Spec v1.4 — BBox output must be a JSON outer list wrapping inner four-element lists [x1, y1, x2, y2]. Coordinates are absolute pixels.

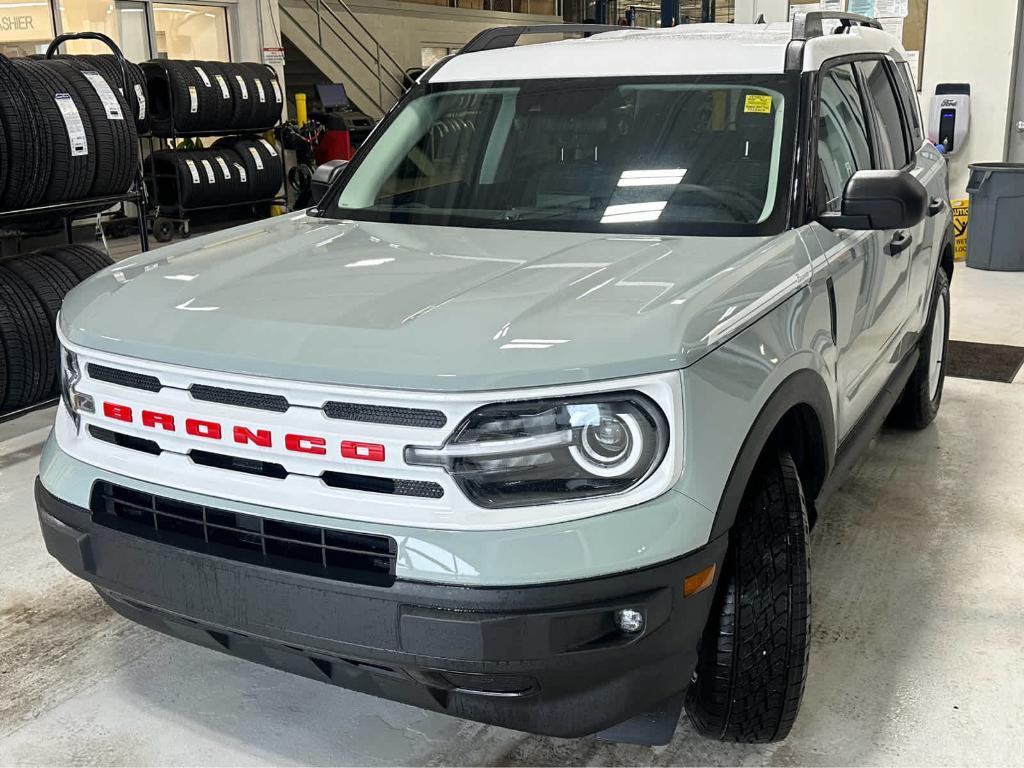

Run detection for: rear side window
[[857, 59, 911, 169], [815, 63, 872, 212]]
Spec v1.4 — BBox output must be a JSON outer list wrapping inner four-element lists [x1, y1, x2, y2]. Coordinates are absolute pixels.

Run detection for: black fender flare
[[940, 223, 956, 282], [709, 368, 836, 541]]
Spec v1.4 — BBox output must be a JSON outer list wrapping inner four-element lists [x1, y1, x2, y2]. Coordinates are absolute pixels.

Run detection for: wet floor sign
[[952, 199, 969, 262]]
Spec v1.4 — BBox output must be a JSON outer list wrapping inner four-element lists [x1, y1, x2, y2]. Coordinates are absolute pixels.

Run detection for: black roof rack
[[792, 10, 882, 40], [461, 24, 626, 54]]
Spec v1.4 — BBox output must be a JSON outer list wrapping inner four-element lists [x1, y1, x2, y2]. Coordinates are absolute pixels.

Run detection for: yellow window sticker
[[744, 94, 773, 114]]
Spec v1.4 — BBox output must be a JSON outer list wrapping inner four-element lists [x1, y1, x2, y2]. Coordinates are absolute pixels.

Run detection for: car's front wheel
[[685, 448, 810, 743]]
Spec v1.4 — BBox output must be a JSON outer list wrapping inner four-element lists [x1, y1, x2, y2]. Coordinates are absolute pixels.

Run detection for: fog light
[[614, 608, 645, 634]]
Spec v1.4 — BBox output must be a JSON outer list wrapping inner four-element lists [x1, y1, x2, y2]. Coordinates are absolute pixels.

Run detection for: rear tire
[[685, 449, 810, 743], [889, 268, 950, 430]]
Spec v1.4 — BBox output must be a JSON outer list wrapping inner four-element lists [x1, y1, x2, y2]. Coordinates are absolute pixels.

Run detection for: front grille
[[190, 449, 288, 479], [88, 429, 445, 499], [89, 426, 161, 455], [90, 482, 397, 587], [324, 401, 447, 429], [322, 471, 445, 499], [88, 364, 162, 392], [190, 384, 289, 413]]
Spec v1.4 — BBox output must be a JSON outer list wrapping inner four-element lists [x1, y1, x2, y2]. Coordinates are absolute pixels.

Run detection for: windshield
[[327, 76, 795, 236]]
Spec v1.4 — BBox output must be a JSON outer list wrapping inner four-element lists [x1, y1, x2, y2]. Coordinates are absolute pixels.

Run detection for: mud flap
[[594, 690, 686, 746]]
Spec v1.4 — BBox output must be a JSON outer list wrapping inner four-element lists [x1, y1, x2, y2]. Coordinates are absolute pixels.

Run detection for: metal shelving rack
[[141, 65, 287, 242], [0, 32, 150, 255], [0, 32, 150, 422]]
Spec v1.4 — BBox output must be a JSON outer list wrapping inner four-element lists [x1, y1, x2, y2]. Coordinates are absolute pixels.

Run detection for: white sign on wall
[[262, 47, 285, 66]]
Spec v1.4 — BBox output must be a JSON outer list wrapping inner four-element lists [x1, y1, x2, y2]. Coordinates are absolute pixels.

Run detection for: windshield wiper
[[502, 205, 597, 222]]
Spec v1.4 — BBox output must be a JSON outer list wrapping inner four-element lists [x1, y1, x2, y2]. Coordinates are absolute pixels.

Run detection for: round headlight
[[571, 411, 646, 477], [406, 392, 669, 508]]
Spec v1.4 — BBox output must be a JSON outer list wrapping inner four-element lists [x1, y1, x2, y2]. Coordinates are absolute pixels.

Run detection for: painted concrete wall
[[279, 0, 560, 116], [734, 0, 788, 23], [345, 0, 561, 71], [920, 0, 1021, 198], [236, 0, 286, 117]]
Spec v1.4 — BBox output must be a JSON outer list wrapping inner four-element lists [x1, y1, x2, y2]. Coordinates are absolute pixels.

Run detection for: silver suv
[[39, 13, 953, 745]]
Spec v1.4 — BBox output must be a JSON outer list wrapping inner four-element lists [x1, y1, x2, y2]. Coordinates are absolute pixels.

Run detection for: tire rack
[[141, 65, 286, 242], [0, 32, 150, 423]]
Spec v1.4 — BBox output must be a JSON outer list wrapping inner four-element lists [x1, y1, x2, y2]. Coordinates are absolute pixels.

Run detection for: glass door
[[152, 2, 230, 61], [117, 1, 151, 61]]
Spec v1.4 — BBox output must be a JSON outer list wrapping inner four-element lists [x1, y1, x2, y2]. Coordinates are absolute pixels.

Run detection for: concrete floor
[[2, 266, 1024, 766]]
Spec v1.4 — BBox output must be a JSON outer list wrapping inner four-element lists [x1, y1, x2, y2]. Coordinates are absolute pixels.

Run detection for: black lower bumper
[[36, 479, 726, 738]]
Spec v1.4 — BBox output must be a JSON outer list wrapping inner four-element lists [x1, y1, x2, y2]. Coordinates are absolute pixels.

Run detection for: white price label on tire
[[133, 83, 147, 120], [214, 74, 230, 99], [54, 93, 88, 156], [201, 158, 216, 184], [254, 79, 266, 103], [247, 146, 264, 170], [193, 65, 211, 87], [234, 75, 249, 100], [82, 71, 124, 120], [271, 81, 282, 103], [259, 138, 278, 158], [233, 162, 247, 183], [215, 156, 231, 180], [188, 85, 198, 114], [185, 159, 201, 184]]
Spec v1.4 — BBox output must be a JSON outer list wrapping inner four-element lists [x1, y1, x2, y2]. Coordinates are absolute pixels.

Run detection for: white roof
[[431, 22, 908, 83]]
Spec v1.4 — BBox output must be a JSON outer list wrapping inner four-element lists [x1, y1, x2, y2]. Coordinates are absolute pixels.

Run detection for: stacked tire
[[58, 54, 150, 135], [214, 137, 284, 201], [147, 138, 282, 216], [0, 245, 114, 414], [143, 60, 283, 136], [0, 53, 140, 210]]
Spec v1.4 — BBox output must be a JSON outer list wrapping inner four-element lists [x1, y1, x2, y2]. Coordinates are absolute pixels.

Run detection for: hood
[[61, 215, 812, 391]]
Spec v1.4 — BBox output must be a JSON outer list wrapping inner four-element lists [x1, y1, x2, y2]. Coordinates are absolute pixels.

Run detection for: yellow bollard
[[295, 92, 308, 127]]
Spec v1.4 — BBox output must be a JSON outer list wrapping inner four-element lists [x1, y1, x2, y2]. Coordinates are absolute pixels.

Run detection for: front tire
[[890, 268, 951, 430], [685, 449, 810, 743]]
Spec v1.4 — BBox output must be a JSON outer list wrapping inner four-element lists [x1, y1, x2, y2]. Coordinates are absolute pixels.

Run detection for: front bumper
[[37, 480, 726, 738]]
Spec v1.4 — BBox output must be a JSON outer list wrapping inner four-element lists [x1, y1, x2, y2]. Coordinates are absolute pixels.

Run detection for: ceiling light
[[617, 168, 687, 187]]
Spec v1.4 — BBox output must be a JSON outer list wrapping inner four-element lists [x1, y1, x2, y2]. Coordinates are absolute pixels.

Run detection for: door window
[[857, 59, 911, 169], [117, 1, 152, 62], [893, 60, 924, 148], [153, 3, 230, 61], [815, 63, 872, 213]]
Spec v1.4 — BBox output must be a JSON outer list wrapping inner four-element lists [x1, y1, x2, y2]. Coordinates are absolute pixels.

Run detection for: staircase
[[279, 0, 408, 119]]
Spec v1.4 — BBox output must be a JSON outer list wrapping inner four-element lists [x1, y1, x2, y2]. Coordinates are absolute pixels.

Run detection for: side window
[[857, 59, 911, 169], [893, 60, 925, 148], [816, 63, 873, 213]]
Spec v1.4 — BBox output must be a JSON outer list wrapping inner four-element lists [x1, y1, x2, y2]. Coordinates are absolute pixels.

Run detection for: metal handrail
[[317, 0, 406, 79], [285, 0, 407, 113]]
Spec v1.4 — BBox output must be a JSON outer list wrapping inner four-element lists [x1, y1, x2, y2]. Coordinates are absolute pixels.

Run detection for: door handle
[[928, 197, 945, 217], [886, 231, 913, 256]]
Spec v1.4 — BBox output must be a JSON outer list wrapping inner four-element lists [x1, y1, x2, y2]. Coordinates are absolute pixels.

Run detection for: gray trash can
[[966, 162, 1024, 271]]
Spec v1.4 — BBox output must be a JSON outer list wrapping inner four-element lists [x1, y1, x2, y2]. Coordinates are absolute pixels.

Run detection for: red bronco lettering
[[100, 402, 386, 462]]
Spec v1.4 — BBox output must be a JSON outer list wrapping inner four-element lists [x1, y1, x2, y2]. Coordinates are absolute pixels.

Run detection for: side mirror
[[819, 170, 928, 231], [308, 159, 349, 207]]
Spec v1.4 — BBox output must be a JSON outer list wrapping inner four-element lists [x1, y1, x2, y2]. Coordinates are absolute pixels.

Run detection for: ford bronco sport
[[39, 13, 954, 744]]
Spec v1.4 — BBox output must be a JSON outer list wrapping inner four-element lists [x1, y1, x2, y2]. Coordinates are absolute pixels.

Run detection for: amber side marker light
[[683, 564, 716, 597]]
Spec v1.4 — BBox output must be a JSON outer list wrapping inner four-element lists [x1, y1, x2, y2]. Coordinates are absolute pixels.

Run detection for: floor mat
[[946, 340, 1024, 383]]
